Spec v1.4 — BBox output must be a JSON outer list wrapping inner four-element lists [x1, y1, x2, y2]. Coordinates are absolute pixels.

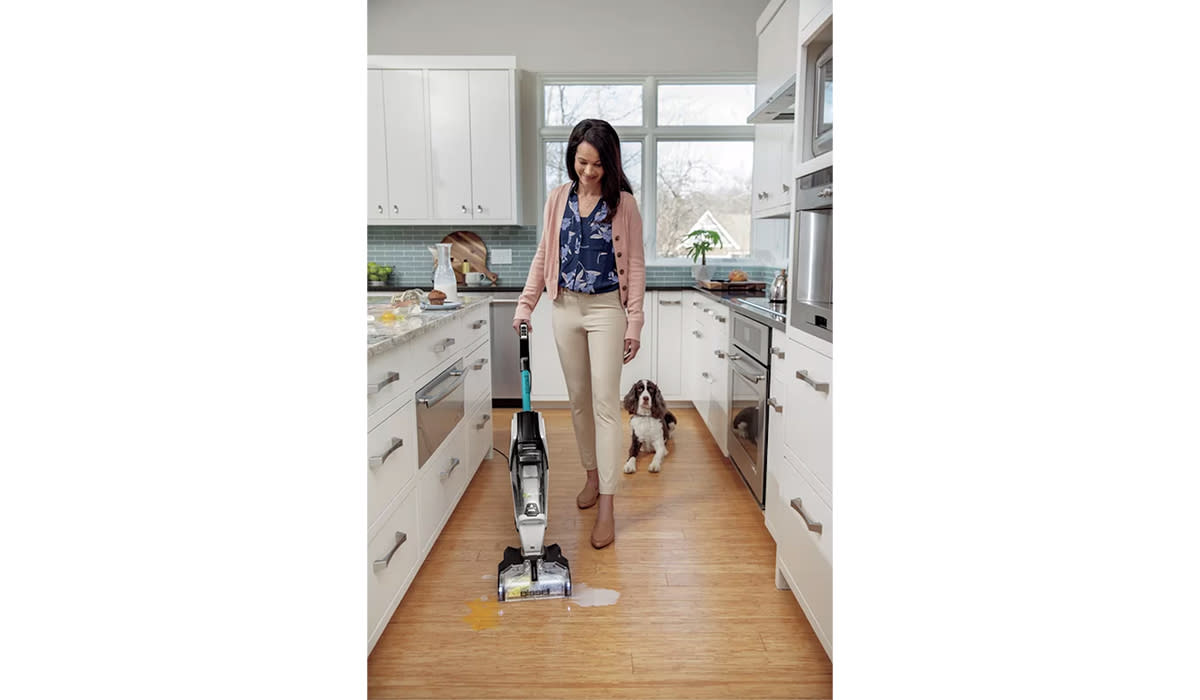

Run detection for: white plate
[[420, 301, 463, 311]]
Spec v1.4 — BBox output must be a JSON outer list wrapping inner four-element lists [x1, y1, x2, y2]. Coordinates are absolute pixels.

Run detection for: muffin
[[427, 289, 447, 306]]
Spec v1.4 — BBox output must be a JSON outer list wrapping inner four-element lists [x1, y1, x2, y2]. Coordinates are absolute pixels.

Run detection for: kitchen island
[[367, 292, 494, 653]]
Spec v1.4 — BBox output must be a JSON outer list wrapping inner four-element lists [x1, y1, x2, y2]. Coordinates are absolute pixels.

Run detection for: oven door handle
[[731, 359, 766, 384], [417, 370, 466, 407]]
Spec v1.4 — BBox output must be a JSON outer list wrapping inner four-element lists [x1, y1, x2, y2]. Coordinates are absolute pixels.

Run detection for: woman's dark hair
[[566, 118, 633, 223]]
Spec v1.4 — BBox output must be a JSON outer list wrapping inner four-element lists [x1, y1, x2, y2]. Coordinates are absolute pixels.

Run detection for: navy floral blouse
[[559, 186, 620, 294]]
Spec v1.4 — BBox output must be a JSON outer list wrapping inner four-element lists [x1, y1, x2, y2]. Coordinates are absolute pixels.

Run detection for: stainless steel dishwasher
[[489, 292, 522, 406]]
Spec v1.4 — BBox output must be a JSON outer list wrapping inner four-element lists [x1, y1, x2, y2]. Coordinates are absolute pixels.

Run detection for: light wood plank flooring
[[368, 407, 832, 699]]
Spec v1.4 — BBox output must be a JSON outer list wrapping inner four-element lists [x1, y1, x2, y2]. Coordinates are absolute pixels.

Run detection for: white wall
[[367, 0, 768, 74]]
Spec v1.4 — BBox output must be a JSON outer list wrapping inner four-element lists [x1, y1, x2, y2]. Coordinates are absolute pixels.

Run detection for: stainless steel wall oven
[[728, 312, 773, 507]]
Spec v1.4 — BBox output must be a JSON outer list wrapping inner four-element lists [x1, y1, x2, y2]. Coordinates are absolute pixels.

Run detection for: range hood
[[746, 74, 796, 123]]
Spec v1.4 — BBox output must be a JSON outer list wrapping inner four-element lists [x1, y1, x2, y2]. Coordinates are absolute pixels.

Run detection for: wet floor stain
[[462, 597, 503, 631], [569, 583, 620, 607]]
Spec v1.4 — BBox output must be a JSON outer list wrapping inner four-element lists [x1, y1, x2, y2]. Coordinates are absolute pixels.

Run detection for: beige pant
[[551, 289, 626, 495]]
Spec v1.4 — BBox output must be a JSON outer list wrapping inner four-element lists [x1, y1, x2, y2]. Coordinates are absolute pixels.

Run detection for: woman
[[512, 118, 646, 549]]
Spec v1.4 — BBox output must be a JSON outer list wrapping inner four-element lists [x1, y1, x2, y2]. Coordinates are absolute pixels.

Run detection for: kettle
[[770, 269, 788, 302]]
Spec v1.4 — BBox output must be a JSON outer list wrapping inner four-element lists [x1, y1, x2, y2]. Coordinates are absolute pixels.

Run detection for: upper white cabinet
[[368, 56, 519, 226], [751, 0, 799, 219]]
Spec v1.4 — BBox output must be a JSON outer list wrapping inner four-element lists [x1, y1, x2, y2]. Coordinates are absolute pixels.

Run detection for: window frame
[[538, 74, 755, 265]]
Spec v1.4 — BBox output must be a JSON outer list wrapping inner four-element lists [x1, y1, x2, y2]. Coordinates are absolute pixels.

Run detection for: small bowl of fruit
[[368, 261, 394, 288]]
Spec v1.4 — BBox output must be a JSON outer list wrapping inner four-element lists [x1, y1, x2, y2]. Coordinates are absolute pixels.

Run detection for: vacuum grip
[[518, 321, 531, 371]]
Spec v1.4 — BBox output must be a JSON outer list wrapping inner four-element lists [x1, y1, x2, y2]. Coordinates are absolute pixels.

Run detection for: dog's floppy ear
[[622, 382, 640, 414], [649, 381, 667, 419]]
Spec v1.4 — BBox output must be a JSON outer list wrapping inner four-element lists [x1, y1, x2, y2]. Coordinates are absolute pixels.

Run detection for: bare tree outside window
[[656, 141, 753, 258], [544, 84, 642, 126]]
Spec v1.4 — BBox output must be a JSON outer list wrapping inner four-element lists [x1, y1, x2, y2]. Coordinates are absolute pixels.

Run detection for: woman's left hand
[[623, 339, 640, 364]]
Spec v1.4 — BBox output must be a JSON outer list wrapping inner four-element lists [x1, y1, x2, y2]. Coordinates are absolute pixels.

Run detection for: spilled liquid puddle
[[462, 583, 621, 630], [462, 596, 503, 631], [568, 583, 620, 607]]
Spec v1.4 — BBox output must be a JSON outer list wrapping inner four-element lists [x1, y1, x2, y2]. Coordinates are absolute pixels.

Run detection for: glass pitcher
[[431, 243, 459, 303]]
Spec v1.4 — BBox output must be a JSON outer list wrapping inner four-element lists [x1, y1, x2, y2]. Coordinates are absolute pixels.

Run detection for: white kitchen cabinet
[[767, 448, 832, 659], [784, 332, 832, 492], [752, 123, 794, 218], [619, 291, 656, 394], [366, 300, 493, 654], [366, 69, 432, 221], [755, 0, 800, 105], [654, 291, 683, 400], [683, 292, 732, 456], [367, 70, 390, 220], [794, 4, 832, 174], [368, 56, 519, 226], [707, 305, 731, 456]]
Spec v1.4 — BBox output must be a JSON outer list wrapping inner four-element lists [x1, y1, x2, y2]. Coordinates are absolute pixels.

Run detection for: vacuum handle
[[518, 321, 530, 365]]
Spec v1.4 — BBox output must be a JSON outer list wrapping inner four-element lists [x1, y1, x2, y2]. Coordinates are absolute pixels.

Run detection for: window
[[540, 77, 772, 264]]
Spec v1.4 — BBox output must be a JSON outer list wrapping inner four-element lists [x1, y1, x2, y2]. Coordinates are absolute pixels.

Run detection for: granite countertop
[[689, 286, 788, 331], [367, 283, 699, 293], [367, 294, 491, 358]]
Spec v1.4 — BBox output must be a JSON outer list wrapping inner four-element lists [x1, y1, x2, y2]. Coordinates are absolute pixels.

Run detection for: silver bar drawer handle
[[472, 358, 489, 370], [368, 371, 400, 394], [767, 397, 783, 413], [713, 349, 726, 358], [771, 346, 786, 359], [781, 182, 790, 193], [368, 437, 404, 468], [704, 308, 713, 315], [476, 414, 491, 430], [372, 531, 408, 573], [790, 498, 823, 534], [433, 337, 456, 352], [795, 370, 830, 393], [701, 371, 710, 380], [692, 301, 701, 307], [439, 457, 461, 481], [727, 353, 742, 361], [692, 330, 702, 338], [659, 299, 681, 305], [716, 315, 727, 323], [471, 319, 488, 329]]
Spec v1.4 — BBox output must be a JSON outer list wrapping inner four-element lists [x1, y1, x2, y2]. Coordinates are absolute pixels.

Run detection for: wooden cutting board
[[435, 230, 499, 285]]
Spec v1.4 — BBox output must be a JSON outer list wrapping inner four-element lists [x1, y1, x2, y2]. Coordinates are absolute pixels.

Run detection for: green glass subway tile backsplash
[[367, 226, 780, 288]]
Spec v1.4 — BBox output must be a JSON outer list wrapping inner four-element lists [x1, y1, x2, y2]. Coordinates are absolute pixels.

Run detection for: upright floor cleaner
[[496, 321, 572, 602]]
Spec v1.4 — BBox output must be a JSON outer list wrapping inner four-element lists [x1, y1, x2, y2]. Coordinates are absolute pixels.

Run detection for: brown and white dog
[[621, 379, 677, 473]]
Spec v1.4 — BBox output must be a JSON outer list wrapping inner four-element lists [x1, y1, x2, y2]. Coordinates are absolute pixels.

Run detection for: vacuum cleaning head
[[497, 544, 572, 602]]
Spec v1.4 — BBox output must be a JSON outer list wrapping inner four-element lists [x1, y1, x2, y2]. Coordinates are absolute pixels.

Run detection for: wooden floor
[[368, 407, 832, 699]]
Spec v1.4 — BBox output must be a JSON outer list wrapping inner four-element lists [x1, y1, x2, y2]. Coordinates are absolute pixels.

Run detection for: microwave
[[811, 45, 832, 156]]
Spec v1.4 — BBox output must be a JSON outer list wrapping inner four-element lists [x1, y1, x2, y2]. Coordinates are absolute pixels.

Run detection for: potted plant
[[683, 229, 722, 281]]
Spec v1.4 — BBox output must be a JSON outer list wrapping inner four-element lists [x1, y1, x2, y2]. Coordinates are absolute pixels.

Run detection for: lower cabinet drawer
[[367, 346, 412, 419], [417, 424, 467, 553], [776, 451, 833, 655], [786, 339, 832, 492], [463, 341, 492, 407], [367, 399, 417, 528], [465, 397, 494, 479], [367, 485, 419, 648]]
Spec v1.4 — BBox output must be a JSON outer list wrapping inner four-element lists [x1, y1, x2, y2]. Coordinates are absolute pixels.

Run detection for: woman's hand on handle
[[513, 316, 532, 334], [623, 338, 640, 364]]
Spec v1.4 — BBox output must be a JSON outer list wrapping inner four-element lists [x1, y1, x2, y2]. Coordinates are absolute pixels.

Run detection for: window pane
[[545, 141, 642, 208], [656, 141, 752, 258], [657, 84, 756, 126], [544, 84, 643, 126]]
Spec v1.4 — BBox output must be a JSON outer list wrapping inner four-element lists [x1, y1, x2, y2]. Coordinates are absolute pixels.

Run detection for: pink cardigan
[[513, 182, 647, 342]]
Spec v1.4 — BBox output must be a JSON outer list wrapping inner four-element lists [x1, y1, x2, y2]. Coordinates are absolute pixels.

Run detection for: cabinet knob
[[476, 204, 483, 213], [767, 397, 783, 413], [713, 349, 726, 359], [770, 346, 786, 359], [781, 182, 790, 193], [393, 204, 399, 213], [377, 205, 383, 214], [461, 204, 469, 213]]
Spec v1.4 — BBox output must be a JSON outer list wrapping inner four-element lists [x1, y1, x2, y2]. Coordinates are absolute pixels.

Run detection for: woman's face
[[574, 141, 604, 189]]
